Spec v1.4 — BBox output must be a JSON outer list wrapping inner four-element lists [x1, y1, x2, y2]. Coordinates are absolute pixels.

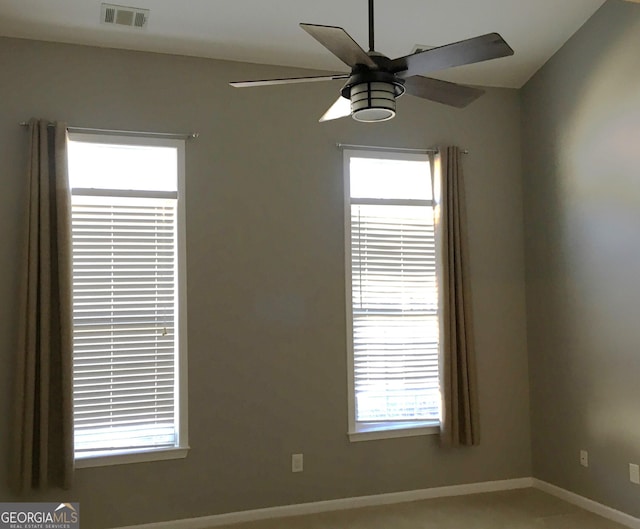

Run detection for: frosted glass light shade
[[350, 81, 397, 122]]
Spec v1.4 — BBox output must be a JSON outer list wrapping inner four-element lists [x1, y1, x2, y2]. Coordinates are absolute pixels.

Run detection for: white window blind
[[72, 194, 179, 455], [351, 203, 440, 423]]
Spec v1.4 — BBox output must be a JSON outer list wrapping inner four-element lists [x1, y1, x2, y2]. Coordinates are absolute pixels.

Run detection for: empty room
[[0, 1, 639, 528]]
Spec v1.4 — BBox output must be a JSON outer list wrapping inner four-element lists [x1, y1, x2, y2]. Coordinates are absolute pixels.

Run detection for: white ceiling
[[0, 0, 608, 88]]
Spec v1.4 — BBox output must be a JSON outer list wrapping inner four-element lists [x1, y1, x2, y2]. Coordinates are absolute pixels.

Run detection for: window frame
[[343, 148, 440, 442], [68, 132, 189, 467]]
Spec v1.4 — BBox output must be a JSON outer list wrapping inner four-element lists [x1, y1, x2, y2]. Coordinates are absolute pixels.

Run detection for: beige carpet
[[209, 488, 629, 529]]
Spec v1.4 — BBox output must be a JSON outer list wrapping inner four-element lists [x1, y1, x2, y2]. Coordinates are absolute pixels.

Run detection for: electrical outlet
[[580, 450, 589, 468], [630, 463, 640, 485], [292, 453, 303, 473]]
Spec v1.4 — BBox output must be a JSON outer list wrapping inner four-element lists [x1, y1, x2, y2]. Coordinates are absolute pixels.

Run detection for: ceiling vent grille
[[101, 3, 150, 29]]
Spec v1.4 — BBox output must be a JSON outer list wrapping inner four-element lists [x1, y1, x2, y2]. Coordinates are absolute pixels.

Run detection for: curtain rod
[[337, 143, 469, 155], [19, 122, 199, 140]]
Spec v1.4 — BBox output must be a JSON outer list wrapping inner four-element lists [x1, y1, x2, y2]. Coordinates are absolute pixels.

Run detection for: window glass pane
[[68, 135, 186, 461], [350, 157, 432, 200], [68, 141, 177, 192], [346, 151, 440, 431]]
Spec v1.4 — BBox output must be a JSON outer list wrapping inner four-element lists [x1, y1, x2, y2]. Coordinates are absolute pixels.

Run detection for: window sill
[[75, 446, 190, 468], [349, 421, 440, 442]]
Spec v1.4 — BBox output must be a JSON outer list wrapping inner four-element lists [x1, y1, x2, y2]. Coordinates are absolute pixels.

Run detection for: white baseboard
[[532, 479, 640, 529], [113, 477, 533, 529]]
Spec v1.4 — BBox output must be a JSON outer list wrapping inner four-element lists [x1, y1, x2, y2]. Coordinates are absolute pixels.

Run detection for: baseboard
[[113, 477, 533, 529], [532, 479, 640, 529]]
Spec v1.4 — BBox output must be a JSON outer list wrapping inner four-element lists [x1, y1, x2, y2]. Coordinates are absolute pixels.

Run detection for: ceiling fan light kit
[[350, 81, 399, 122], [345, 70, 405, 122], [230, 0, 514, 123]]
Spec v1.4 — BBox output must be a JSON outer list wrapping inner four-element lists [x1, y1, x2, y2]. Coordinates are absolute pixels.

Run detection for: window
[[344, 149, 440, 441], [67, 133, 188, 466]]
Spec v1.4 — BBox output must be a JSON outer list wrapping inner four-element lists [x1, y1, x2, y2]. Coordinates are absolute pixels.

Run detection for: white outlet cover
[[630, 463, 640, 485], [292, 453, 303, 473], [580, 450, 589, 467]]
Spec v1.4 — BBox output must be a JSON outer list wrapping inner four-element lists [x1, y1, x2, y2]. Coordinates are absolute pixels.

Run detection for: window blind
[[351, 203, 440, 422], [71, 194, 179, 455]]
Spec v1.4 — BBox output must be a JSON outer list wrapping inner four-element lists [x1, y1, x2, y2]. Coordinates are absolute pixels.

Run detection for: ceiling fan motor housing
[[342, 70, 405, 122]]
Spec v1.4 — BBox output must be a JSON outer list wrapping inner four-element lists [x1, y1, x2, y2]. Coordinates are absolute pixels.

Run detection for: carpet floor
[[209, 488, 629, 529]]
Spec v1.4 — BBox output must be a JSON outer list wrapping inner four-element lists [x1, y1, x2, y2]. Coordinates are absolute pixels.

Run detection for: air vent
[[101, 3, 149, 29]]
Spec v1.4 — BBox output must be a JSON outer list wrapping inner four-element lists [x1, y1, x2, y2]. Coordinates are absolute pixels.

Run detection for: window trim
[[74, 447, 189, 468], [343, 148, 440, 442], [349, 422, 440, 443], [68, 132, 189, 466]]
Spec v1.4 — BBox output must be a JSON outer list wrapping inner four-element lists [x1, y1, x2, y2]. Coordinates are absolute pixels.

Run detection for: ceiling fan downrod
[[368, 0, 375, 52]]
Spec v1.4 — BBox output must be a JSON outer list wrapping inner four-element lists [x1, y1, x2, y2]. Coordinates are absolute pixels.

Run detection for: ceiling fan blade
[[300, 23, 377, 68], [403, 76, 485, 108], [391, 33, 514, 78], [230, 74, 349, 88], [319, 96, 352, 122]]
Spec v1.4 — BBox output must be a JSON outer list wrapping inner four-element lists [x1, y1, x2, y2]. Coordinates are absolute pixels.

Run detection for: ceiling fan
[[230, 0, 514, 123]]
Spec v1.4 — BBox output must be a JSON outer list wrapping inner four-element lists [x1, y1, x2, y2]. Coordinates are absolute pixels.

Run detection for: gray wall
[[0, 37, 530, 528], [522, 0, 640, 517]]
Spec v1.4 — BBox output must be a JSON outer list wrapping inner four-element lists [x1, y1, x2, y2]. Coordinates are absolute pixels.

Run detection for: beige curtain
[[12, 119, 74, 491], [434, 146, 480, 447]]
